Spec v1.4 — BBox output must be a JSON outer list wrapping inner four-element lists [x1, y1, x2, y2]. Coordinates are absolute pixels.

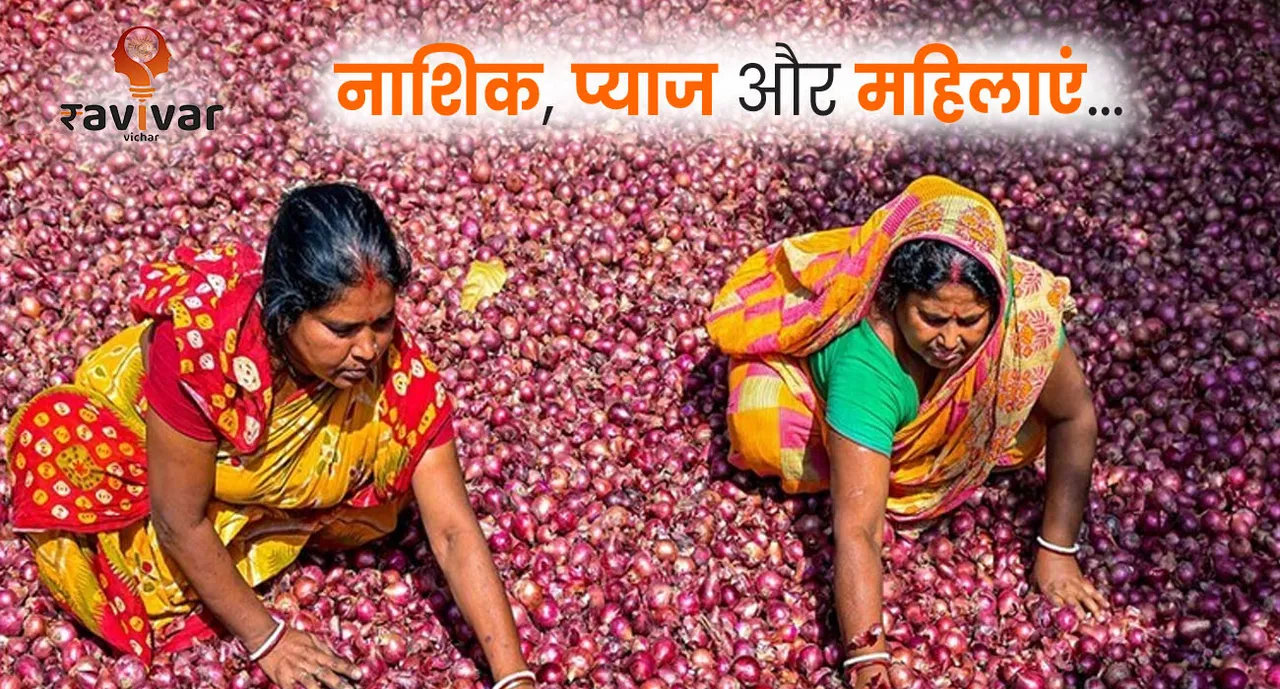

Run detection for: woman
[[5, 184, 535, 689], [708, 176, 1108, 688]]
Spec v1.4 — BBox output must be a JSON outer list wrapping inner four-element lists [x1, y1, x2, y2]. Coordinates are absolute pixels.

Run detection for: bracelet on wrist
[[493, 669, 536, 689], [1036, 535, 1080, 555], [842, 651, 892, 670], [247, 617, 286, 662]]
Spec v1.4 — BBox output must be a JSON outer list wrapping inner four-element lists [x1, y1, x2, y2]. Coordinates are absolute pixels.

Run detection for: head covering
[[709, 175, 1076, 522]]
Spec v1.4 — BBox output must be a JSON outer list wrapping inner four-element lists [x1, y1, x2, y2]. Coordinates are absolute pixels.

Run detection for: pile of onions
[[1, 0, 1279, 688]]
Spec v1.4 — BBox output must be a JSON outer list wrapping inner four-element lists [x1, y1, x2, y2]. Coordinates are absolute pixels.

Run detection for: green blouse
[[808, 320, 918, 456]]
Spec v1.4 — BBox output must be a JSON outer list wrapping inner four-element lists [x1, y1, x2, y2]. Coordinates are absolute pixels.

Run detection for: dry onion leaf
[[460, 259, 508, 312]]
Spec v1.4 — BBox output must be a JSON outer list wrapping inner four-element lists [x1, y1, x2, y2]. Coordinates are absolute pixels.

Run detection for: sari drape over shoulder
[[708, 176, 1076, 523]]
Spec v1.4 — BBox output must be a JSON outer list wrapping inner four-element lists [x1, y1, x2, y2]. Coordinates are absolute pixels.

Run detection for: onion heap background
[[2, 1, 1279, 688]]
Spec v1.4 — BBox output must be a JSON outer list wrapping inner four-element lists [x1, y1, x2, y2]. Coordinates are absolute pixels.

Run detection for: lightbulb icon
[[111, 26, 171, 131]]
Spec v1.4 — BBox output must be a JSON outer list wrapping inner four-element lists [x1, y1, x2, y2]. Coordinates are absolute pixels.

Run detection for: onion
[[0, 608, 21, 637], [108, 657, 146, 689]]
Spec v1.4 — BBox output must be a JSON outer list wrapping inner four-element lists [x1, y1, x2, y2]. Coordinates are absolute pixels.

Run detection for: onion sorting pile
[[2, 0, 1280, 688]]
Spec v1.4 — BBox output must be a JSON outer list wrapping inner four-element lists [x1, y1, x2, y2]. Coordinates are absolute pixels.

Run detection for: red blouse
[[144, 320, 218, 441]]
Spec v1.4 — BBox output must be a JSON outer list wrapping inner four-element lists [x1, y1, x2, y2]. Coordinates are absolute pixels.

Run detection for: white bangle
[[247, 617, 286, 662], [1036, 535, 1080, 555], [842, 651, 892, 669], [493, 670, 536, 689]]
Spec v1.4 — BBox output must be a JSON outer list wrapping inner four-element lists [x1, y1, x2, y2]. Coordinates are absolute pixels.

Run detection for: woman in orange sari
[[708, 176, 1108, 688], [6, 184, 535, 689]]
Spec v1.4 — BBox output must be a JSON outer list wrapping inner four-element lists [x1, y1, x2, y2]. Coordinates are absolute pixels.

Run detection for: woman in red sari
[[7, 184, 535, 689]]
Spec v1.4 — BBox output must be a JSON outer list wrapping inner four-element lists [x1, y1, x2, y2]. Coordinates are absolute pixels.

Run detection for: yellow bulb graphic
[[111, 26, 172, 131]]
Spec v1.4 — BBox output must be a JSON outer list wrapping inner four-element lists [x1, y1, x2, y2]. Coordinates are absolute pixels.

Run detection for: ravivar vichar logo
[[60, 26, 223, 140]]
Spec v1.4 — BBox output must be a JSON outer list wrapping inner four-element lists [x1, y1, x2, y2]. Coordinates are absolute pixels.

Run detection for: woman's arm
[[411, 440, 529, 684], [1030, 341, 1109, 618], [147, 409, 280, 648], [828, 431, 893, 687], [148, 411, 359, 689]]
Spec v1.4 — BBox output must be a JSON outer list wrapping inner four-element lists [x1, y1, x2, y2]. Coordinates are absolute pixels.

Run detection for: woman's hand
[[1033, 550, 1109, 619], [1031, 342, 1105, 620], [412, 441, 531, 680], [257, 628, 363, 689], [827, 433, 893, 689]]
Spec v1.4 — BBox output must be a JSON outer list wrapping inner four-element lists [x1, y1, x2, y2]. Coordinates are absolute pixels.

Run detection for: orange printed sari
[[708, 176, 1076, 523], [5, 243, 453, 663]]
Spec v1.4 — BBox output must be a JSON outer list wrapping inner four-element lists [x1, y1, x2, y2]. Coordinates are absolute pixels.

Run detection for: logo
[[113, 26, 171, 118], [60, 26, 222, 141]]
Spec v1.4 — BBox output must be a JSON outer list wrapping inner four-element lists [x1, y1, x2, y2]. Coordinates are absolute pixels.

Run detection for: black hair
[[260, 183, 411, 353], [873, 239, 1001, 315]]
